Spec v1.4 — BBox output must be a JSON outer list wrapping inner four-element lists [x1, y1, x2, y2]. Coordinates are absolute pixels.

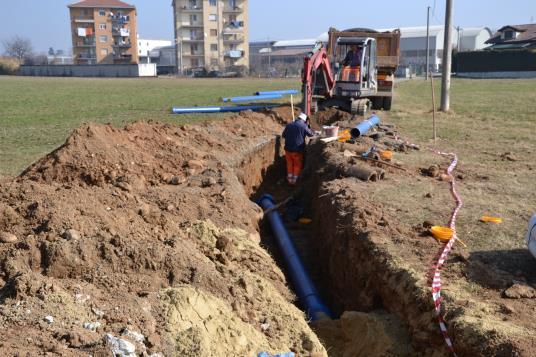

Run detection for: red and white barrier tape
[[431, 151, 463, 356], [392, 133, 462, 354]]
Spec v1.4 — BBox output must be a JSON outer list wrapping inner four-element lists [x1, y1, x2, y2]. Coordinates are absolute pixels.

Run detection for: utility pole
[[426, 6, 430, 80], [457, 26, 461, 52], [267, 37, 272, 76], [440, 0, 453, 112]]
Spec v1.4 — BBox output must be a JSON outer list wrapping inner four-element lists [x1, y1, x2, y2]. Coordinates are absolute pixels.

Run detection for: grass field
[[0, 76, 535, 179], [0, 76, 299, 176], [379, 78, 536, 252]]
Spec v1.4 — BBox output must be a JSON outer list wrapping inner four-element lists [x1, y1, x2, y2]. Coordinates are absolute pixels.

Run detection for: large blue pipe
[[171, 104, 280, 114], [258, 194, 332, 321], [222, 94, 283, 103], [255, 89, 299, 96], [350, 115, 381, 138]]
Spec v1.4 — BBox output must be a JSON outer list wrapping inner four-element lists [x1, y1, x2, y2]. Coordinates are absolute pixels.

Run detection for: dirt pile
[[303, 117, 536, 356], [0, 110, 326, 356]]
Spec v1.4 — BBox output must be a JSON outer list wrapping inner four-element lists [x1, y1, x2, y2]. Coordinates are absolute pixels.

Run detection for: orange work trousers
[[285, 150, 304, 185]]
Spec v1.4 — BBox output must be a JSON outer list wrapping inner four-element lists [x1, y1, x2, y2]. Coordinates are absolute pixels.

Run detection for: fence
[[457, 50, 536, 73], [19, 64, 157, 77]]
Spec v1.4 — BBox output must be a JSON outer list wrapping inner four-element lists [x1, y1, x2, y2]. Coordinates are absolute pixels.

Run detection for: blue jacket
[[282, 119, 315, 153]]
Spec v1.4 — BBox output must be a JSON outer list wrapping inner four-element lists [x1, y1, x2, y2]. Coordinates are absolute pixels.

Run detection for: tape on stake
[[432, 151, 463, 356]]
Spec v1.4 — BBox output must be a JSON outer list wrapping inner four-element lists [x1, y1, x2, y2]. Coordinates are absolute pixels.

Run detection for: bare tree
[[2, 36, 33, 63]]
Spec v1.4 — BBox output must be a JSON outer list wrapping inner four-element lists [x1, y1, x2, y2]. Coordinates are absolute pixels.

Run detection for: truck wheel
[[372, 97, 383, 110], [383, 97, 393, 111]]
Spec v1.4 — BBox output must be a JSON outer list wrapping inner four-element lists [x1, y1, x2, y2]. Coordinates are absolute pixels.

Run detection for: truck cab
[[332, 37, 378, 100]]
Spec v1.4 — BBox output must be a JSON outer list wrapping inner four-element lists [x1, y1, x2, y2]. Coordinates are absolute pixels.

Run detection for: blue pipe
[[350, 115, 381, 138], [255, 89, 299, 96], [222, 94, 283, 103], [171, 104, 280, 114], [258, 194, 332, 321]]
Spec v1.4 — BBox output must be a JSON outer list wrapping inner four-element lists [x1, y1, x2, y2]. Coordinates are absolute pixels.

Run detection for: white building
[[137, 38, 173, 64], [318, 26, 492, 73], [376, 26, 492, 73]]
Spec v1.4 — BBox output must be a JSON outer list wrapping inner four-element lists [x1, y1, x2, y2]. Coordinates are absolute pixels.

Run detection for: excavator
[[302, 28, 401, 116]]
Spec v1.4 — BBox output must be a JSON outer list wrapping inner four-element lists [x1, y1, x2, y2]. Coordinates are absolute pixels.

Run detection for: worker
[[342, 45, 362, 67], [282, 113, 316, 185]]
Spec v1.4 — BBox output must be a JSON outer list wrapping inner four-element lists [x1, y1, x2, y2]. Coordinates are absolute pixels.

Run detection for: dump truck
[[302, 27, 401, 116]]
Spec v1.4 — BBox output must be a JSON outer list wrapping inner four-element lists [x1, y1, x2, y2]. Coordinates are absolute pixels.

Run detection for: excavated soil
[[0, 106, 534, 356], [0, 110, 326, 356]]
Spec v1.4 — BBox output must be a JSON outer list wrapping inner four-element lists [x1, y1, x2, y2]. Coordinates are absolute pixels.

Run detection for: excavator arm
[[302, 44, 335, 116]]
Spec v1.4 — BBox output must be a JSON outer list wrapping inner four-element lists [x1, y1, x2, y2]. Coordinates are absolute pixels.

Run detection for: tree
[[2, 36, 33, 63]]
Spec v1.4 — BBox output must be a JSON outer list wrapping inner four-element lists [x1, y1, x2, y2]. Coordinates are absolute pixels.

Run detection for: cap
[[298, 113, 308, 121]]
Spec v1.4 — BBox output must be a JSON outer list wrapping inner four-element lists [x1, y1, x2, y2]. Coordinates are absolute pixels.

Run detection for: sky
[[0, 0, 535, 53]]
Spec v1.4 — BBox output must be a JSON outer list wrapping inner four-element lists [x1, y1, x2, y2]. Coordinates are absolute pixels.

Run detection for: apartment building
[[172, 0, 249, 74], [68, 0, 138, 65]]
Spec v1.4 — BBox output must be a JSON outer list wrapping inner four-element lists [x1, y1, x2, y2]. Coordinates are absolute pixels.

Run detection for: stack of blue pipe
[[172, 89, 299, 114]]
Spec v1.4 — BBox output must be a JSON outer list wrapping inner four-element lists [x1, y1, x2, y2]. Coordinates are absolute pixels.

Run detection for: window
[[82, 9, 88, 15], [99, 9, 106, 16], [210, 44, 218, 51], [211, 58, 219, 65], [209, 14, 217, 21], [210, 0, 217, 6], [101, 48, 108, 56], [190, 14, 197, 23], [504, 30, 514, 40], [210, 29, 218, 37], [99, 23, 106, 30], [99, 35, 108, 43], [191, 44, 198, 52]]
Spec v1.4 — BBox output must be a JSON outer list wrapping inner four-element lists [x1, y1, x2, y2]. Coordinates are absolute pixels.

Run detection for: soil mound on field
[[0, 110, 326, 356]]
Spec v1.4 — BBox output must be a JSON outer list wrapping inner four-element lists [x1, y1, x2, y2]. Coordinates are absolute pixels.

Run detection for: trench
[[236, 135, 420, 356]]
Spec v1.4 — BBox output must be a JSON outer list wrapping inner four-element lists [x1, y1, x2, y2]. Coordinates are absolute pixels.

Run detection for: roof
[[68, 0, 135, 9], [457, 27, 493, 37], [273, 39, 316, 48], [262, 48, 310, 57], [486, 24, 536, 44]]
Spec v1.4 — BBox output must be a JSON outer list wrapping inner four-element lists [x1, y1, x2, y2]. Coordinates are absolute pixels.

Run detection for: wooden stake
[[290, 94, 295, 120], [430, 71, 437, 141]]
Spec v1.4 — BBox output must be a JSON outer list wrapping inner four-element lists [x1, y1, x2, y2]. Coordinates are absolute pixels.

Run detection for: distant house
[[457, 24, 536, 78], [486, 24, 536, 50], [137, 39, 173, 64]]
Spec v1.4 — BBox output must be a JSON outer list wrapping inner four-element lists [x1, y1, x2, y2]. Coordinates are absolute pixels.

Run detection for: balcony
[[180, 22, 204, 28], [75, 38, 96, 47], [78, 54, 96, 60], [183, 52, 204, 57], [179, 5, 203, 12], [74, 17, 95, 23], [114, 54, 132, 61], [110, 14, 130, 23], [112, 28, 130, 37], [223, 6, 243, 13], [223, 35, 244, 44], [181, 37, 204, 42], [223, 21, 245, 34], [113, 42, 132, 48], [224, 50, 244, 58]]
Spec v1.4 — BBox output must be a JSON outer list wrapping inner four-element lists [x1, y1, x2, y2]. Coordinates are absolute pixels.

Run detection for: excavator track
[[351, 99, 369, 116]]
